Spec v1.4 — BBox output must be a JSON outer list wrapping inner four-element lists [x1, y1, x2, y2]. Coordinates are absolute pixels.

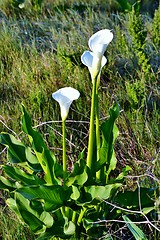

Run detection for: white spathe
[[81, 51, 107, 81], [81, 29, 113, 79], [52, 87, 80, 121], [89, 29, 113, 56]]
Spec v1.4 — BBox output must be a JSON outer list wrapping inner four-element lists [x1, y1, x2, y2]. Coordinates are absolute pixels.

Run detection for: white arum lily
[[52, 87, 80, 121], [89, 29, 113, 55], [81, 29, 113, 172], [52, 87, 80, 174], [81, 51, 107, 82], [81, 29, 113, 79]]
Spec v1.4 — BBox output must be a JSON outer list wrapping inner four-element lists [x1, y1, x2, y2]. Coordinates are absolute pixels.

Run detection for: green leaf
[[64, 218, 76, 235], [70, 185, 80, 200], [0, 176, 17, 191], [66, 159, 88, 186], [6, 197, 23, 220], [97, 103, 120, 180], [37, 211, 75, 239], [3, 165, 45, 185], [7, 193, 53, 234], [83, 218, 94, 231], [142, 206, 155, 215], [82, 206, 102, 231], [83, 209, 111, 239], [21, 210, 46, 233], [17, 185, 72, 211], [85, 184, 121, 200], [122, 215, 148, 240], [76, 184, 121, 207], [39, 211, 54, 228], [21, 105, 61, 185], [109, 165, 132, 184], [36, 231, 53, 240], [114, 187, 157, 209], [77, 184, 122, 207], [0, 133, 41, 171], [115, 166, 132, 181]]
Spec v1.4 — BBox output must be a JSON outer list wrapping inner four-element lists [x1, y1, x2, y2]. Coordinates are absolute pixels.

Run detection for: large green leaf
[[0, 133, 41, 171], [83, 218, 108, 239], [37, 209, 76, 239], [122, 215, 148, 240], [0, 176, 18, 191], [7, 193, 53, 234], [85, 183, 122, 201], [20, 210, 47, 234], [66, 159, 88, 187], [21, 105, 61, 185], [64, 218, 76, 235], [6, 197, 23, 221], [37, 218, 75, 239], [114, 187, 157, 209], [70, 185, 80, 200], [3, 165, 45, 185], [82, 206, 112, 239], [36, 231, 54, 240], [17, 185, 72, 211], [75, 183, 121, 206], [97, 103, 120, 180]]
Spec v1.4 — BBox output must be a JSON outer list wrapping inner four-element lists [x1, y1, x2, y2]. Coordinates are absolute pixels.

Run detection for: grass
[[0, 204, 34, 240], [0, 0, 160, 239]]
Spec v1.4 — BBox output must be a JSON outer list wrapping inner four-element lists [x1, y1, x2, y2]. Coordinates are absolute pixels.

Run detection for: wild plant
[[115, 0, 141, 13], [152, 4, 160, 48], [127, 7, 150, 74], [11, 0, 43, 10]]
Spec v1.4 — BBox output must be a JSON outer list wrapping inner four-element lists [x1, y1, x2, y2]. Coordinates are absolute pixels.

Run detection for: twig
[[0, 120, 20, 140], [100, 199, 160, 232]]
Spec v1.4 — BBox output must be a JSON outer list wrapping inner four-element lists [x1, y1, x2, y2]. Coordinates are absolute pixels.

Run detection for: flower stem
[[87, 78, 96, 170], [62, 120, 67, 175], [95, 89, 101, 181]]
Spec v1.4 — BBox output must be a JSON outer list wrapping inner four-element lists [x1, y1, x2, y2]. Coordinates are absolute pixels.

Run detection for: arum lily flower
[[89, 29, 113, 56], [81, 51, 107, 82], [81, 29, 113, 79], [52, 87, 80, 174], [52, 87, 80, 121], [81, 29, 113, 172]]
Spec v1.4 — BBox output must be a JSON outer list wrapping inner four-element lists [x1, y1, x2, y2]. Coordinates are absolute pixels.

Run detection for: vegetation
[[0, 0, 159, 239]]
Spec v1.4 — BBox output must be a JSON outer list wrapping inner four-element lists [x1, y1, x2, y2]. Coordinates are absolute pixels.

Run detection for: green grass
[[0, 0, 160, 239], [0, 205, 34, 240]]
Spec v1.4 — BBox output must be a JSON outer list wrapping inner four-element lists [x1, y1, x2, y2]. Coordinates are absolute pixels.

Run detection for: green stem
[[96, 93, 100, 158], [95, 90, 101, 181], [72, 211, 77, 224], [95, 74, 103, 181], [62, 122, 70, 218], [61, 206, 70, 220], [61, 206, 66, 216], [62, 120, 67, 175], [86, 79, 96, 170], [77, 207, 86, 226], [65, 206, 70, 218]]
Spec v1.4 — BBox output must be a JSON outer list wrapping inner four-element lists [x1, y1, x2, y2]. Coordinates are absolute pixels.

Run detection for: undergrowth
[[0, 0, 159, 239]]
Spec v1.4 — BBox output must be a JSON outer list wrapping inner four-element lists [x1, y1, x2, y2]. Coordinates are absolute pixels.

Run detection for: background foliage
[[0, 0, 160, 239]]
